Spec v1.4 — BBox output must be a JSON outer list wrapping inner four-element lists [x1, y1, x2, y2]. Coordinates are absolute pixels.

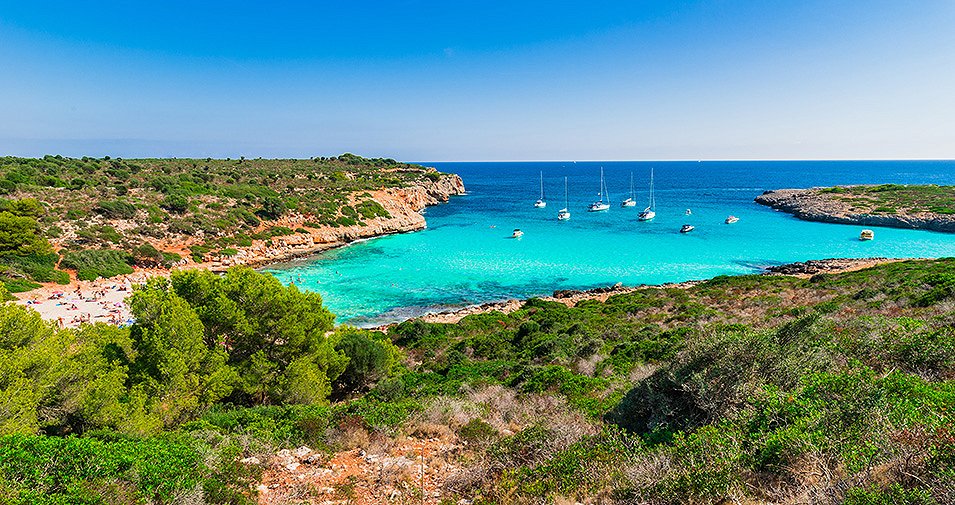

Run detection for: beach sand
[[12, 271, 163, 329]]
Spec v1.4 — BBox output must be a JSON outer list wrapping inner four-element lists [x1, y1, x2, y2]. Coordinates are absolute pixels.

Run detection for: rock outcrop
[[755, 188, 955, 232], [764, 257, 901, 277]]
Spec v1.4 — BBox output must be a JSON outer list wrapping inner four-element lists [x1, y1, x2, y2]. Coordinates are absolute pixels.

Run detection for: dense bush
[[0, 252, 70, 284], [60, 249, 134, 280], [0, 434, 254, 504], [333, 328, 399, 395], [160, 194, 189, 213], [0, 208, 51, 256], [94, 199, 138, 219]]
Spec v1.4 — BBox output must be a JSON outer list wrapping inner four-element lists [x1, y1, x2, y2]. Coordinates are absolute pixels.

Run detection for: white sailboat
[[534, 171, 546, 208], [558, 177, 571, 221], [621, 172, 637, 207], [638, 168, 656, 221], [588, 167, 610, 212]]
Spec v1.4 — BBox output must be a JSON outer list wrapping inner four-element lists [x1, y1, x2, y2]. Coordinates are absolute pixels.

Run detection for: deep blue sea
[[265, 161, 955, 327]]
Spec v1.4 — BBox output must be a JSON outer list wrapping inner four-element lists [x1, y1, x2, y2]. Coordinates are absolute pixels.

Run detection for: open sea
[[264, 160, 955, 327]]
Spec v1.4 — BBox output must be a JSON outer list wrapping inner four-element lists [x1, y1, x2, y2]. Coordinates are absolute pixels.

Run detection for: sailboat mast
[[649, 167, 655, 210], [598, 167, 602, 200], [539, 171, 544, 200]]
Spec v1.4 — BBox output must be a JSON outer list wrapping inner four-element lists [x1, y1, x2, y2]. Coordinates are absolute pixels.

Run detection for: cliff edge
[[201, 173, 466, 269]]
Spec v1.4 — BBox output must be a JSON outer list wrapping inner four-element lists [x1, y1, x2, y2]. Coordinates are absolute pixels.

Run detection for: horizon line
[[420, 158, 955, 163], [2, 154, 953, 163]]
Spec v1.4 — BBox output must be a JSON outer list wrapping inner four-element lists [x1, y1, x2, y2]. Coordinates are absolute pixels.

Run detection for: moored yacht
[[621, 172, 637, 207], [588, 167, 611, 211], [512, 229, 524, 238], [534, 171, 546, 208], [680, 224, 695, 233], [558, 177, 571, 220], [725, 215, 739, 224], [638, 167, 656, 221], [860, 229, 874, 241]]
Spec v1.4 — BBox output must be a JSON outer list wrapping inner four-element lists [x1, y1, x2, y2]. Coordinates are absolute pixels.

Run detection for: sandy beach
[[12, 270, 163, 329]]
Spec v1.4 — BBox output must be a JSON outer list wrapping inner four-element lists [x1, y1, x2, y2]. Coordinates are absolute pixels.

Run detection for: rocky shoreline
[[755, 187, 955, 233], [764, 257, 908, 277], [403, 257, 909, 326], [194, 173, 466, 271]]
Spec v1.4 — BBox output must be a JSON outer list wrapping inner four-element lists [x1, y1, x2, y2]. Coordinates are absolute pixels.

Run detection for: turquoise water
[[265, 161, 955, 327]]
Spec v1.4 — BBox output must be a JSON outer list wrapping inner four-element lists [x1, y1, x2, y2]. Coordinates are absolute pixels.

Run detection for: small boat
[[621, 172, 637, 207], [512, 229, 524, 238], [859, 229, 874, 241], [588, 167, 611, 212], [557, 177, 571, 221], [680, 224, 695, 233], [638, 168, 656, 221], [534, 171, 546, 208], [685, 209, 692, 216], [725, 215, 739, 224]]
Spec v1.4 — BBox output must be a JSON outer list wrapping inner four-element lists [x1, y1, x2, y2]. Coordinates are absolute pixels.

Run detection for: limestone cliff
[[199, 174, 466, 270]]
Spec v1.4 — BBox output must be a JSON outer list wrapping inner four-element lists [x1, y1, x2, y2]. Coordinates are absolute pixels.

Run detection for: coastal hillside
[[756, 184, 955, 232], [1, 258, 952, 504], [0, 154, 464, 291]]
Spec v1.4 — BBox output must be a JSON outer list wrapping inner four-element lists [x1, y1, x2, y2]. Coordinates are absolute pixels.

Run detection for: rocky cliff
[[755, 188, 955, 233], [201, 174, 466, 270]]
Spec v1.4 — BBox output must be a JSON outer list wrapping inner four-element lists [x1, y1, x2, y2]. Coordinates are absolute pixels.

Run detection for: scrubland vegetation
[[2, 259, 954, 503], [819, 184, 955, 215], [0, 154, 439, 287]]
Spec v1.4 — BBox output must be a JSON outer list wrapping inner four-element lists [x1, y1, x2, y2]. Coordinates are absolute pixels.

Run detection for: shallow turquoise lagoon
[[265, 161, 955, 326]]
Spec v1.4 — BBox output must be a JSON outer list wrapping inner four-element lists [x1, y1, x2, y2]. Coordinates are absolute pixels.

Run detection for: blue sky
[[1, 1, 953, 160]]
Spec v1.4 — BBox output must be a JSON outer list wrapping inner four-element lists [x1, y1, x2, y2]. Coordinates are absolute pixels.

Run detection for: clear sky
[[1, 1, 953, 161]]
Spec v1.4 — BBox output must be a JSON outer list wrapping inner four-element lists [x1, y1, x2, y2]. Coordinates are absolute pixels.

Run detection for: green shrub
[[60, 249, 134, 280], [94, 199, 138, 219], [0, 252, 68, 284], [458, 418, 498, 444], [355, 200, 390, 219], [333, 329, 397, 394], [0, 434, 253, 504], [160, 194, 189, 214], [2, 278, 41, 293]]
